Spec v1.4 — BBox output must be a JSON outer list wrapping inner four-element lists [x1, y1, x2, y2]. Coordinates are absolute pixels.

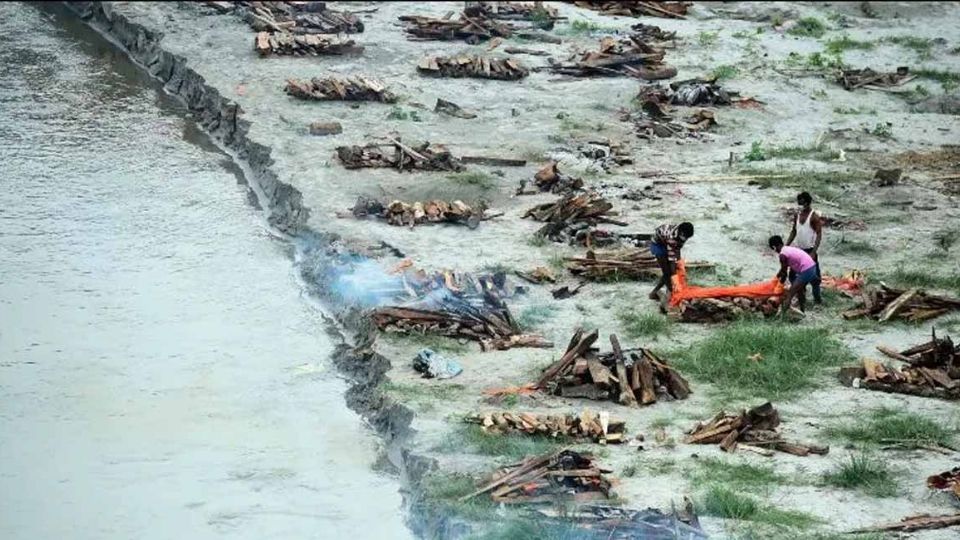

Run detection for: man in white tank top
[[785, 191, 822, 304]]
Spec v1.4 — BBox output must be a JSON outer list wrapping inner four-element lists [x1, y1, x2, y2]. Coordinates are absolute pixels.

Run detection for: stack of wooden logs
[[523, 191, 627, 243], [284, 76, 396, 102], [254, 31, 362, 56], [352, 196, 489, 229], [465, 410, 627, 444], [236, 1, 364, 34], [417, 54, 529, 80], [685, 402, 829, 456], [566, 248, 713, 281], [839, 329, 960, 400], [399, 13, 513, 43], [570, 1, 690, 19], [535, 330, 691, 407], [460, 448, 614, 504], [842, 284, 960, 322], [530, 162, 584, 194], [466, 1, 562, 24], [551, 35, 676, 80], [336, 139, 464, 171], [837, 67, 914, 91], [674, 297, 782, 322]]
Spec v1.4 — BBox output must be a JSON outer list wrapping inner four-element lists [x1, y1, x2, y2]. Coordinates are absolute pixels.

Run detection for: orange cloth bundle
[[669, 260, 784, 307]]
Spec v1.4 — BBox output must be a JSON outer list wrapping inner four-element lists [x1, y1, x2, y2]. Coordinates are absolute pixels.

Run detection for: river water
[[0, 4, 409, 539]]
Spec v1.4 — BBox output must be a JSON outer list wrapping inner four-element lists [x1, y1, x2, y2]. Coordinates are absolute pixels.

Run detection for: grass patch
[[420, 472, 493, 521], [738, 167, 869, 202], [746, 141, 841, 162], [824, 407, 956, 450], [914, 68, 960, 90], [516, 304, 558, 330], [787, 17, 827, 38], [699, 31, 720, 46], [712, 64, 739, 81], [882, 36, 934, 58], [824, 35, 874, 54], [527, 235, 548, 247], [821, 454, 898, 497], [833, 106, 877, 115], [935, 227, 960, 253], [674, 323, 855, 401], [686, 457, 790, 489], [633, 456, 677, 476], [875, 265, 960, 294], [562, 19, 619, 35], [699, 486, 820, 528], [443, 425, 564, 460], [447, 171, 495, 190], [382, 381, 466, 412], [618, 310, 672, 339], [386, 106, 422, 122], [831, 238, 878, 255], [468, 520, 579, 540]]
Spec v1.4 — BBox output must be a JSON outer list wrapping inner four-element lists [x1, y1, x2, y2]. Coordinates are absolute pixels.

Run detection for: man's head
[[768, 235, 784, 252], [678, 222, 694, 240], [797, 191, 812, 208]]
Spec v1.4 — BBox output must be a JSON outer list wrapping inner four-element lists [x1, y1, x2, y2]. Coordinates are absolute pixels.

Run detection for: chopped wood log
[[850, 512, 960, 533], [236, 1, 364, 34], [685, 402, 828, 456], [567, 247, 712, 281], [337, 139, 463, 172], [634, 356, 657, 405], [417, 54, 529, 80], [399, 12, 514, 43], [466, 2, 562, 25], [536, 329, 599, 388], [464, 449, 614, 504], [465, 410, 627, 443], [285, 76, 396, 103], [837, 67, 913, 91], [435, 98, 478, 119], [254, 31, 362, 57], [878, 288, 918, 322], [839, 331, 960, 399], [308, 121, 342, 136], [570, 1, 690, 19], [504, 46, 550, 56], [586, 359, 613, 389], [461, 156, 526, 167], [550, 34, 675, 79]]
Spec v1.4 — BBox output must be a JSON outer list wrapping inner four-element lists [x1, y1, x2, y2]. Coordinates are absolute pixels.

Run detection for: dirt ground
[[106, 1, 959, 538]]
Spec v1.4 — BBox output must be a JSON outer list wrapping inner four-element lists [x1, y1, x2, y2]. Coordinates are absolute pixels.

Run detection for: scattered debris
[[928, 466, 960, 498], [536, 330, 692, 407], [570, 1, 690, 19], [417, 54, 529, 80], [234, 1, 364, 34], [351, 196, 490, 229], [413, 348, 463, 379], [551, 282, 585, 299], [630, 23, 677, 44], [466, 2, 562, 26], [839, 329, 960, 400], [627, 103, 718, 139], [308, 121, 342, 136], [284, 76, 397, 103], [570, 230, 653, 249], [669, 79, 733, 106], [550, 35, 676, 80], [850, 512, 960, 533], [523, 191, 626, 243], [578, 139, 634, 171], [399, 12, 512, 43], [841, 284, 960, 322], [685, 402, 829, 456], [566, 248, 713, 281], [837, 67, 915, 91], [533, 505, 707, 540], [336, 139, 464, 171], [434, 98, 477, 119], [522, 162, 585, 195], [465, 410, 627, 443], [254, 31, 362, 56], [515, 266, 557, 284], [460, 448, 614, 504], [873, 167, 902, 186]]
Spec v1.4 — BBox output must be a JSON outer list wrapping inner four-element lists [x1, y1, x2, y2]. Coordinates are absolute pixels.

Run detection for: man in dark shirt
[[648, 222, 694, 302]]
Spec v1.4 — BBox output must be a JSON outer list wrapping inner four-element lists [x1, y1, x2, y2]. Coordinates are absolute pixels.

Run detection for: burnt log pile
[[418, 54, 529, 80], [465, 410, 627, 444], [521, 162, 585, 195], [675, 297, 782, 323], [466, 2, 562, 25], [570, 1, 691, 19], [284, 76, 396, 102], [630, 23, 677, 44], [685, 402, 829, 456], [536, 330, 692, 407], [837, 67, 914, 91], [566, 248, 713, 281], [235, 1, 364, 34], [629, 92, 718, 139], [523, 191, 627, 243], [839, 329, 960, 400], [352, 196, 490, 229], [336, 139, 464, 171], [550, 35, 676, 80], [254, 31, 362, 56], [399, 12, 513, 43], [841, 284, 960, 322], [460, 449, 614, 504]]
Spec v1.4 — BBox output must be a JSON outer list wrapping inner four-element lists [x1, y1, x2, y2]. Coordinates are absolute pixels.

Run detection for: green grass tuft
[[914, 68, 960, 90], [618, 310, 672, 339], [882, 36, 934, 58], [699, 31, 720, 46], [788, 17, 827, 38], [386, 106, 422, 122], [674, 323, 855, 400], [686, 457, 790, 489], [833, 106, 877, 115], [825, 35, 874, 54], [420, 472, 494, 521], [744, 140, 766, 161], [824, 407, 956, 450], [699, 486, 820, 528], [737, 167, 869, 202], [933, 226, 959, 252], [875, 265, 960, 295], [712, 64, 739, 81], [442, 425, 564, 460], [562, 19, 619, 35], [516, 304, 558, 330], [447, 171, 495, 190], [832, 238, 878, 255], [821, 454, 898, 497]]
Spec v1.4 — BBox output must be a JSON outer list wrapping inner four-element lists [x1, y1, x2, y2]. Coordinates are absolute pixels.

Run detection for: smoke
[[329, 257, 403, 307]]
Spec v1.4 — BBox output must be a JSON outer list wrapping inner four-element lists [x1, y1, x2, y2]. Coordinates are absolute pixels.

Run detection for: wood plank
[[877, 345, 920, 365], [635, 357, 657, 405], [536, 330, 598, 388], [459, 449, 563, 501], [586, 359, 613, 388], [878, 288, 918, 322]]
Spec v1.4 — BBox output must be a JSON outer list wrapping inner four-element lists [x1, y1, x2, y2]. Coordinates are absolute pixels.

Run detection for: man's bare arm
[[785, 212, 798, 245]]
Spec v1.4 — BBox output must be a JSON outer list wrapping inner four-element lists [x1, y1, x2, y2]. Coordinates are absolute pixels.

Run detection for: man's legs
[[649, 255, 674, 300], [780, 278, 806, 316], [805, 249, 822, 303]]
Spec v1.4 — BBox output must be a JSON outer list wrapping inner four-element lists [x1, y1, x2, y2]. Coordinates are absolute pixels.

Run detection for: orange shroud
[[668, 260, 784, 307]]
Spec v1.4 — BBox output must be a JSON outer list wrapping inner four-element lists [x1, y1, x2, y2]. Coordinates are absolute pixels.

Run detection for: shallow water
[[0, 4, 409, 539]]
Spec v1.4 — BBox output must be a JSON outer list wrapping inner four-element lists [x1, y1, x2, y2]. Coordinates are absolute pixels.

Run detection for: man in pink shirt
[[769, 235, 818, 317]]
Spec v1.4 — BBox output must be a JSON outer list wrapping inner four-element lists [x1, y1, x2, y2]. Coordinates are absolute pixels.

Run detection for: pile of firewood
[[399, 12, 513, 43], [523, 191, 627, 243], [629, 98, 717, 139], [352, 196, 491, 229], [570, 1, 690, 19], [336, 139, 464, 171], [284, 76, 396, 102], [466, 1, 562, 25], [535, 330, 692, 407], [465, 410, 627, 443], [526, 162, 584, 194], [837, 67, 914, 91], [254, 31, 362, 56], [839, 329, 960, 400], [460, 448, 614, 504], [638, 79, 734, 107], [417, 54, 529, 80], [566, 248, 713, 281], [673, 296, 782, 322], [842, 284, 960, 322], [550, 36, 676, 80], [234, 1, 364, 34], [685, 402, 829, 456]]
